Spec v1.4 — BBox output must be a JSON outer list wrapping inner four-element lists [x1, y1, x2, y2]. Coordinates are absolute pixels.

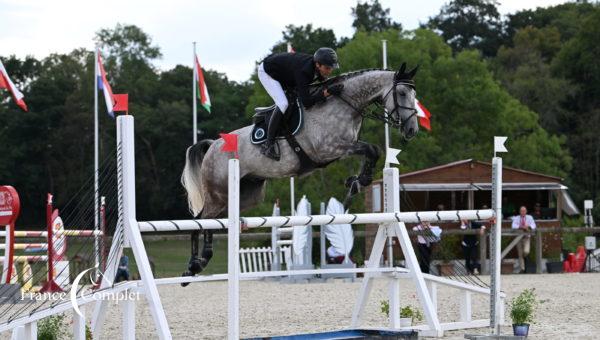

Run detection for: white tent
[[324, 197, 354, 263], [292, 196, 311, 265]]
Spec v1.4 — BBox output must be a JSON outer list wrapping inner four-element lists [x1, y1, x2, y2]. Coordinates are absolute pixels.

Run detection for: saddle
[[250, 94, 304, 145]]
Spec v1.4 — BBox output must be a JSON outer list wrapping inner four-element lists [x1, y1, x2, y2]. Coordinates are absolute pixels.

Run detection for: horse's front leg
[[343, 141, 381, 206]]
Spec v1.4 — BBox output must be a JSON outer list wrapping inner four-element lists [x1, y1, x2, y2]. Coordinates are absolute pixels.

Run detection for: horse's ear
[[399, 62, 407, 74], [407, 64, 420, 79]]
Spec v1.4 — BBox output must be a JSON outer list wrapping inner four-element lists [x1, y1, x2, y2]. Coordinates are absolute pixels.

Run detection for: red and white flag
[[415, 98, 431, 131], [96, 52, 115, 117], [0, 60, 28, 111], [194, 55, 211, 113]]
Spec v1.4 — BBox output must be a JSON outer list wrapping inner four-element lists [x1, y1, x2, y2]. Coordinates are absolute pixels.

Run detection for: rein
[[335, 81, 418, 128]]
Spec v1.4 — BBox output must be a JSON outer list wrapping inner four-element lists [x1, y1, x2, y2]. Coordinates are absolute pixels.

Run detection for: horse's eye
[[399, 92, 406, 97]]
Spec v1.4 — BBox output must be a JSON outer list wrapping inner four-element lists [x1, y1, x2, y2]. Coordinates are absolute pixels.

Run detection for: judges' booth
[[365, 159, 580, 274]]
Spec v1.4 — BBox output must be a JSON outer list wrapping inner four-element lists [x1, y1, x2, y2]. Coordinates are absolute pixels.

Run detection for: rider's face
[[316, 63, 333, 77]]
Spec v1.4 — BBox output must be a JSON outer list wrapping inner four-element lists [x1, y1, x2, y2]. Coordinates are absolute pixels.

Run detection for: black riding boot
[[261, 107, 283, 161]]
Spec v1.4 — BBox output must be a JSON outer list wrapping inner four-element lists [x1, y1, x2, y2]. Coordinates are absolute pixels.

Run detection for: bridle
[[336, 80, 418, 128]]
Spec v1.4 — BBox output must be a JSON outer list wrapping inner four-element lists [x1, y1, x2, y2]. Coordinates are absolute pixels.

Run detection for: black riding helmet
[[314, 47, 339, 69]]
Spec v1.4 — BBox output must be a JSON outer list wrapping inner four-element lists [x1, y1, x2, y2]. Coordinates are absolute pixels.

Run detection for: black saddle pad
[[250, 98, 303, 145]]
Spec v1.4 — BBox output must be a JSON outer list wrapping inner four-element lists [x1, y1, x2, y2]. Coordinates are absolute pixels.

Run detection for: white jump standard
[[88, 115, 505, 339]]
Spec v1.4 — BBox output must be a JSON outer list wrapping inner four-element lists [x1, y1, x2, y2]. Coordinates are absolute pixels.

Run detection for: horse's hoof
[[181, 271, 194, 287], [188, 258, 204, 274], [345, 175, 358, 188]]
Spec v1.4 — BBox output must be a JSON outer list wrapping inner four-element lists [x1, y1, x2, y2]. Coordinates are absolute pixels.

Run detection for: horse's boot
[[261, 106, 283, 161]]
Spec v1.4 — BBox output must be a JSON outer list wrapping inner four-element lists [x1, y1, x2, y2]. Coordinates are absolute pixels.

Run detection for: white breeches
[[257, 63, 289, 113]]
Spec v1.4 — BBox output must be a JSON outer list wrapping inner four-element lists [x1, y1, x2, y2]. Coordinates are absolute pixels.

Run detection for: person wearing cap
[[257, 47, 344, 161]]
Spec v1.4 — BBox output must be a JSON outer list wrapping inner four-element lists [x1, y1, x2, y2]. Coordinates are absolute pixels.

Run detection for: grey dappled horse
[[180, 63, 419, 283]]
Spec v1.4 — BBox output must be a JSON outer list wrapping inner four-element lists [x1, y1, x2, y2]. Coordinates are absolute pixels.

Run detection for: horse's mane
[[310, 68, 386, 88]]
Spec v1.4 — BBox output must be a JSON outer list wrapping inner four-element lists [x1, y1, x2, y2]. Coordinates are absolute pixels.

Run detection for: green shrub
[[37, 314, 67, 340], [380, 300, 423, 321], [510, 288, 537, 325]]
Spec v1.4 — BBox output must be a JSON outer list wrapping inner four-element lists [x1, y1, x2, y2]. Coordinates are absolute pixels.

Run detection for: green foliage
[[380, 301, 423, 321], [510, 288, 538, 325], [426, 0, 503, 57], [37, 314, 67, 340], [351, 0, 401, 33], [271, 24, 339, 54]]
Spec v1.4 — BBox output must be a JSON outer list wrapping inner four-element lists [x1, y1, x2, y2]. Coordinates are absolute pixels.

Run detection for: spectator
[[461, 209, 487, 274], [412, 221, 442, 274], [114, 255, 130, 283], [511, 206, 537, 273]]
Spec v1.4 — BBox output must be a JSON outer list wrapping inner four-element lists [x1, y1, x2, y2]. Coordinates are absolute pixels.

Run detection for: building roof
[[399, 159, 563, 184]]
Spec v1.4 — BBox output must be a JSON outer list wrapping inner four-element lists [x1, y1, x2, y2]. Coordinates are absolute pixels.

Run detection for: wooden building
[[365, 159, 580, 265]]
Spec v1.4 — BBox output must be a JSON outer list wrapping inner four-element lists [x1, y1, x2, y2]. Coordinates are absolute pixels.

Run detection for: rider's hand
[[326, 84, 344, 96]]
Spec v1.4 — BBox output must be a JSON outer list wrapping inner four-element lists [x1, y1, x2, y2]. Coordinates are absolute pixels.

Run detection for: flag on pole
[[0, 60, 28, 111], [194, 56, 211, 113], [219, 133, 238, 158], [96, 52, 116, 117], [415, 98, 431, 131], [112, 94, 129, 113]]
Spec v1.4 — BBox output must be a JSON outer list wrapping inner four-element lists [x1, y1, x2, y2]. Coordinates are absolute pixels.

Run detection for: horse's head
[[382, 62, 419, 140]]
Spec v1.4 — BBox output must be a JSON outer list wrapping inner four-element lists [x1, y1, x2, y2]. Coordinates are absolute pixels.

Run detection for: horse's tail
[[181, 139, 214, 217]]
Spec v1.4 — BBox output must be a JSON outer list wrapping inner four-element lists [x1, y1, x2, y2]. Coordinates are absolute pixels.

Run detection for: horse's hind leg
[[343, 141, 381, 208], [181, 196, 225, 287]]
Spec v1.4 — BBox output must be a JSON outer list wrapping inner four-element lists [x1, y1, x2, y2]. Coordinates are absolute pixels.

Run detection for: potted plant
[[510, 288, 537, 337], [380, 301, 423, 327], [400, 305, 423, 327]]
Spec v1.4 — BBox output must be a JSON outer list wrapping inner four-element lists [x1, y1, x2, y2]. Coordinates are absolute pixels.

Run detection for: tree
[[426, 0, 503, 57], [271, 24, 339, 54], [493, 26, 572, 134], [351, 0, 401, 33], [554, 10, 600, 206], [505, 2, 598, 45]]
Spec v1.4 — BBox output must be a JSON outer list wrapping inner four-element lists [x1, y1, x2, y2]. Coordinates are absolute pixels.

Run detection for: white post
[[319, 201, 326, 267], [119, 116, 172, 340], [73, 306, 86, 340], [287, 42, 296, 218], [382, 39, 394, 267], [192, 42, 198, 145], [491, 157, 503, 334], [23, 322, 37, 340], [385, 167, 441, 335], [123, 292, 136, 340], [460, 291, 472, 322], [227, 159, 241, 340], [382, 39, 390, 168], [427, 281, 438, 312], [388, 275, 400, 328], [94, 47, 100, 278], [1, 223, 11, 282]]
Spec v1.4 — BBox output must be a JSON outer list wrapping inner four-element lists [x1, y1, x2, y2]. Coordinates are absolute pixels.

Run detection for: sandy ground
[[77, 272, 599, 339]]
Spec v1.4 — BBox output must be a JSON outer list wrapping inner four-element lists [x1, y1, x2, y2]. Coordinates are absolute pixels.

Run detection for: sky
[[1, 0, 567, 82]]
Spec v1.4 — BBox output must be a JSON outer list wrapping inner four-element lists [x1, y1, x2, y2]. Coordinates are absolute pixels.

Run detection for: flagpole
[[287, 42, 295, 215], [93, 46, 100, 274], [193, 42, 198, 145], [382, 40, 390, 168]]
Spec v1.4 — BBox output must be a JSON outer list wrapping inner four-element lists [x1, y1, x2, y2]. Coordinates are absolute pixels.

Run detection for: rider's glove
[[327, 84, 344, 96]]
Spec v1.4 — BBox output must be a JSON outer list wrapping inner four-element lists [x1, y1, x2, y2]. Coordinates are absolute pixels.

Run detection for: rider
[[257, 47, 344, 161]]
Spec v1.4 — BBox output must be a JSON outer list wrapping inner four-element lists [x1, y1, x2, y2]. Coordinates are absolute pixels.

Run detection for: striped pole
[[139, 209, 495, 233]]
